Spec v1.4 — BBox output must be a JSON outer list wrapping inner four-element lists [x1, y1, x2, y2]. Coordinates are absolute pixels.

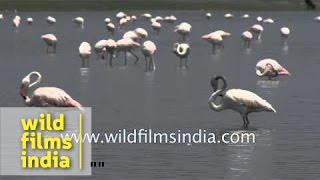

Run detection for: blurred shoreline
[[0, 0, 317, 11]]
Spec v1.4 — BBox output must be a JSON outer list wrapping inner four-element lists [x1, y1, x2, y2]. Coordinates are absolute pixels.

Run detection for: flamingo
[[46, 16, 56, 25], [105, 39, 117, 66], [141, 40, 157, 71], [224, 13, 234, 19], [173, 43, 190, 68], [141, 13, 152, 20], [20, 71, 83, 110], [263, 18, 274, 24], [241, 31, 253, 48], [119, 18, 128, 27], [134, 28, 148, 40], [131, 15, 137, 21], [116, 38, 140, 65], [164, 15, 176, 23], [242, 14, 250, 18], [41, 34, 57, 53], [151, 20, 161, 34], [174, 22, 192, 41], [0, 14, 3, 20], [208, 75, 276, 129], [116, 12, 127, 20], [314, 16, 320, 22], [79, 42, 91, 67], [256, 16, 263, 23], [94, 40, 108, 59], [104, 18, 111, 24], [123, 30, 140, 42], [107, 23, 115, 35], [206, 13, 212, 20], [154, 16, 163, 22], [280, 27, 290, 42], [202, 31, 230, 53], [251, 24, 264, 40], [256, 59, 290, 79], [73, 17, 84, 28], [27, 17, 33, 25], [13, 15, 20, 28]]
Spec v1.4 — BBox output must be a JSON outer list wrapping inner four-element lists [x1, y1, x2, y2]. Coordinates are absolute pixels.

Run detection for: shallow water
[[0, 11, 320, 179]]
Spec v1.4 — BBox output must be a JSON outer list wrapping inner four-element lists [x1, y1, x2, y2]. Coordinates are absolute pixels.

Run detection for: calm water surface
[[0, 11, 320, 179]]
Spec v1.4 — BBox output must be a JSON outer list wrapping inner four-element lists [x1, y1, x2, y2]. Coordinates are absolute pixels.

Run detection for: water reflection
[[256, 80, 280, 88]]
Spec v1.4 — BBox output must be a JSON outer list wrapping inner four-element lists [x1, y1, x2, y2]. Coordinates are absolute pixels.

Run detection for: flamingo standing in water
[[174, 22, 192, 41], [107, 23, 115, 35], [134, 28, 148, 41], [251, 24, 264, 40], [46, 16, 56, 25], [105, 39, 117, 66], [206, 13, 212, 20], [13, 15, 20, 28], [94, 40, 108, 59], [41, 34, 57, 53], [151, 19, 161, 34], [241, 31, 253, 48], [208, 75, 276, 129], [116, 38, 140, 65], [27, 17, 33, 25], [164, 15, 176, 23], [202, 30, 230, 53], [20, 71, 83, 110], [73, 17, 84, 28], [173, 42, 190, 68], [256, 59, 290, 79], [79, 42, 92, 67], [141, 40, 157, 71], [280, 27, 290, 45]]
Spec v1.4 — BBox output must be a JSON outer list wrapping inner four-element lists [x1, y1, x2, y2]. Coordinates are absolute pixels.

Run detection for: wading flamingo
[[241, 31, 253, 48], [151, 19, 161, 34], [174, 22, 192, 41], [280, 27, 290, 45], [94, 40, 108, 59], [206, 13, 212, 20], [41, 34, 57, 53], [27, 17, 33, 24], [141, 40, 157, 71], [107, 23, 115, 35], [20, 71, 83, 110], [73, 17, 84, 28], [173, 43, 190, 68], [256, 59, 290, 79], [208, 75, 276, 129], [251, 24, 264, 40], [46, 16, 56, 25], [116, 38, 140, 65], [13, 15, 20, 28], [79, 42, 92, 67]]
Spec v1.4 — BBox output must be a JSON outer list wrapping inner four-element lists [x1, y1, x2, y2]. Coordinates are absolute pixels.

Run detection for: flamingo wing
[[32, 87, 83, 110], [225, 89, 276, 113]]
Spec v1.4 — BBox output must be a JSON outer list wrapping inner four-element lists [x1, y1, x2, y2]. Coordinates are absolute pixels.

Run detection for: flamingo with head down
[[208, 75, 276, 129], [20, 71, 83, 110], [141, 40, 157, 71], [256, 59, 290, 79]]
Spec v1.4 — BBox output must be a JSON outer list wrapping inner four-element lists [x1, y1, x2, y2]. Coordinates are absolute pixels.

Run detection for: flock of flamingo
[[10, 11, 307, 129]]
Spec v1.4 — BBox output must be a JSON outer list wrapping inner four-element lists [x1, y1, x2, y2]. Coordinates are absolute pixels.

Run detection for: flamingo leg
[[124, 51, 127, 65], [109, 52, 113, 67], [144, 56, 148, 71], [129, 50, 139, 64], [150, 56, 155, 71]]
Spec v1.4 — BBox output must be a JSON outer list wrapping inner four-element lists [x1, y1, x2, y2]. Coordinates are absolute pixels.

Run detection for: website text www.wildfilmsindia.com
[[59, 129, 256, 145]]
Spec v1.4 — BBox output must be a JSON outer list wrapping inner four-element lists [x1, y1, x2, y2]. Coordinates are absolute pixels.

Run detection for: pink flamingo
[[241, 31, 253, 48], [20, 71, 83, 110], [251, 24, 264, 40], [209, 75, 276, 129], [202, 31, 230, 53], [116, 38, 140, 65], [134, 28, 148, 40], [151, 19, 161, 34], [141, 40, 157, 71], [94, 40, 108, 59], [79, 42, 91, 67], [256, 59, 290, 79], [174, 22, 192, 41], [107, 23, 115, 35], [13, 15, 20, 28], [46, 16, 56, 25], [41, 34, 57, 53]]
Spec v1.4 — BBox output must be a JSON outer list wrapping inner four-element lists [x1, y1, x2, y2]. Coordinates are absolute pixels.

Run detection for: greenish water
[[0, 0, 313, 11]]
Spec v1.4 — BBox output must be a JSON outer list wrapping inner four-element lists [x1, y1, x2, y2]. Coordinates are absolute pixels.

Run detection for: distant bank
[[0, 0, 317, 11]]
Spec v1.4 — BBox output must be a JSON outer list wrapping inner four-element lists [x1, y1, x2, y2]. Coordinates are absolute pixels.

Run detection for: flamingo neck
[[208, 90, 225, 112]]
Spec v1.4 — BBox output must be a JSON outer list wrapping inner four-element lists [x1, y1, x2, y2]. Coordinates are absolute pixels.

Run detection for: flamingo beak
[[279, 68, 290, 76]]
